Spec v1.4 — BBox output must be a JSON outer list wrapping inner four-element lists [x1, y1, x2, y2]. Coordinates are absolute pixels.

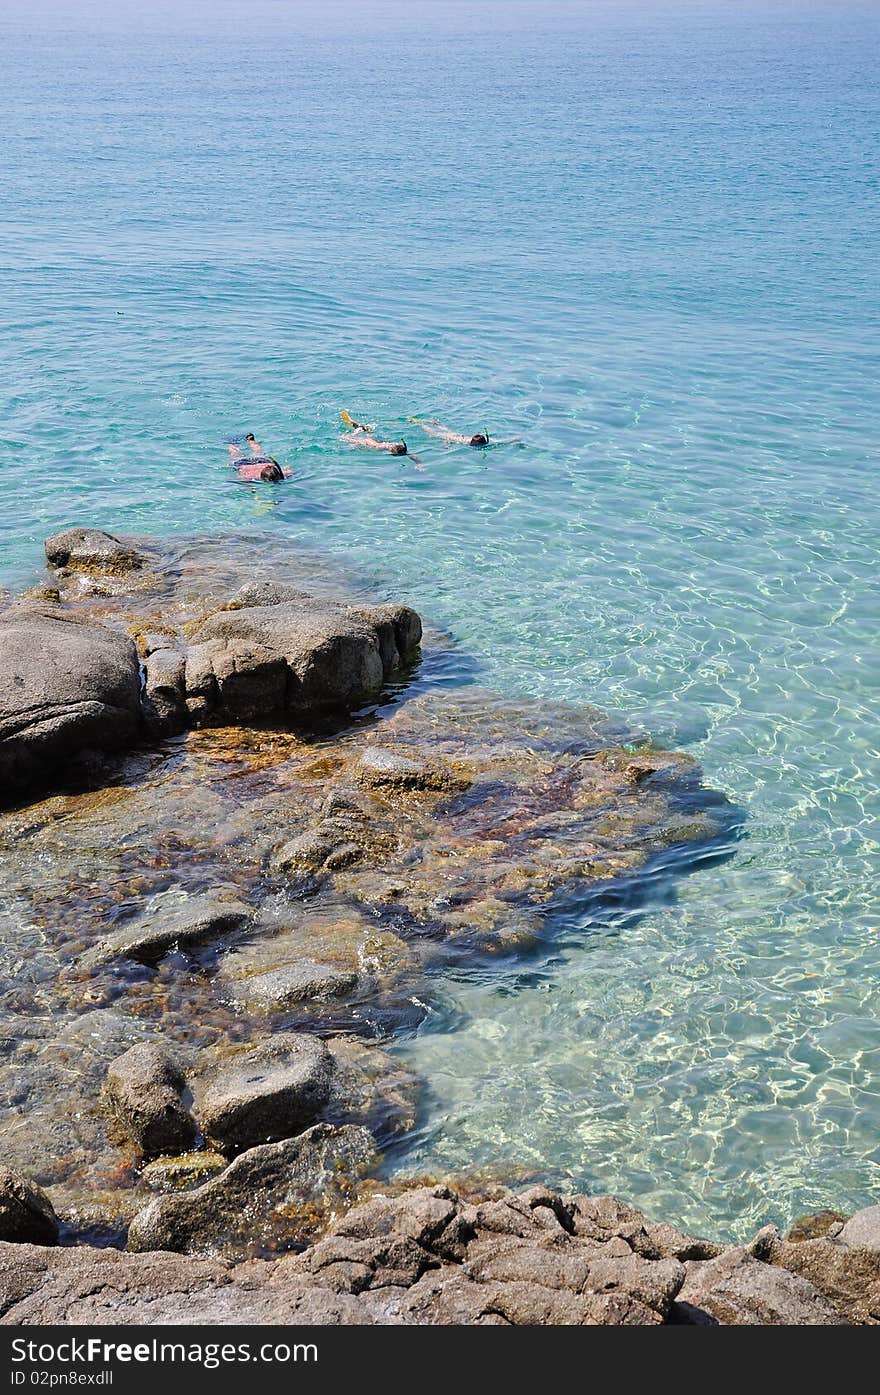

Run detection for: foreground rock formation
[[2, 1184, 878, 1325]]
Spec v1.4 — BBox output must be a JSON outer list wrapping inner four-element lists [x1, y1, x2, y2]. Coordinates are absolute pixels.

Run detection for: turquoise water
[[2, 0, 879, 1239]]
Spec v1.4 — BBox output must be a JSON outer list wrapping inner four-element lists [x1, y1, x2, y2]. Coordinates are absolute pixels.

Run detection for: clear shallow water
[[1, 0, 879, 1240]]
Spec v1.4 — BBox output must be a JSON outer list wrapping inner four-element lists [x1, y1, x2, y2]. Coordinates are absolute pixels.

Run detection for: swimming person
[[341, 412, 420, 462], [227, 437, 292, 482], [413, 419, 491, 447], [350, 435, 411, 457]]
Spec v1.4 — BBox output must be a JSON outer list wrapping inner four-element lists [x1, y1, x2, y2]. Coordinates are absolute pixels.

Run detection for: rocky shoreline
[[3, 1177, 879, 1325], [0, 527, 875, 1325]]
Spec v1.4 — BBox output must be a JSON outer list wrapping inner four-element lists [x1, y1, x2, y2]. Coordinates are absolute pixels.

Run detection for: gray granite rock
[[142, 647, 187, 737], [838, 1204, 880, 1251], [182, 599, 421, 726], [0, 607, 141, 800], [105, 1044, 196, 1158], [44, 528, 143, 573], [198, 1034, 335, 1152]]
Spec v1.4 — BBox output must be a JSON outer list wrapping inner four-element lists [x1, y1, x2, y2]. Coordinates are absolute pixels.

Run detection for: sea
[[1, 0, 878, 1240]]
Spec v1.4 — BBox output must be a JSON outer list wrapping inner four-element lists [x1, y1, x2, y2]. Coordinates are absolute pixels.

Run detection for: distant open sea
[[1, 0, 878, 1240]]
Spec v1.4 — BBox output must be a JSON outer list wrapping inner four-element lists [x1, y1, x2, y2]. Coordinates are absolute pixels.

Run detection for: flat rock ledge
[[82, 895, 255, 969], [3, 1186, 878, 1326]]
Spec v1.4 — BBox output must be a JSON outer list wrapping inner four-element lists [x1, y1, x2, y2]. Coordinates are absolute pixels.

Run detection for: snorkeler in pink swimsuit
[[227, 435, 292, 482]]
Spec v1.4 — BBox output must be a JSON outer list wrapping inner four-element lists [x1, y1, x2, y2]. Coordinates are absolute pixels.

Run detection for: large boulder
[[182, 600, 421, 726], [0, 1167, 59, 1246], [0, 607, 142, 800], [127, 1123, 376, 1257], [104, 1044, 196, 1159], [198, 1034, 335, 1152], [44, 527, 143, 573]]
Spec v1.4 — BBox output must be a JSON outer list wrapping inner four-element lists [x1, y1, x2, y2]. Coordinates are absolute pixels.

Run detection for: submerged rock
[[0, 1166, 59, 1246], [127, 1123, 375, 1257], [216, 906, 413, 1021], [105, 1044, 196, 1159], [225, 961, 359, 1013], [355, 745, 470, 793], [83, 894, 254, 968], [324, 1037, 420, 1141], [44, 528, 143, 574], [0, 607, 141, 802], [198, 1034, 335, 1153], [141, 1152, 228, 1193], [787, 1209, 848, 1243]]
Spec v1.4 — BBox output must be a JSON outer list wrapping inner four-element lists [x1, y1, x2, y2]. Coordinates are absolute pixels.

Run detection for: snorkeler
[[341, 412, 420, 462], [227, 436, 292, 482], [412, 419, 491, 447]]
